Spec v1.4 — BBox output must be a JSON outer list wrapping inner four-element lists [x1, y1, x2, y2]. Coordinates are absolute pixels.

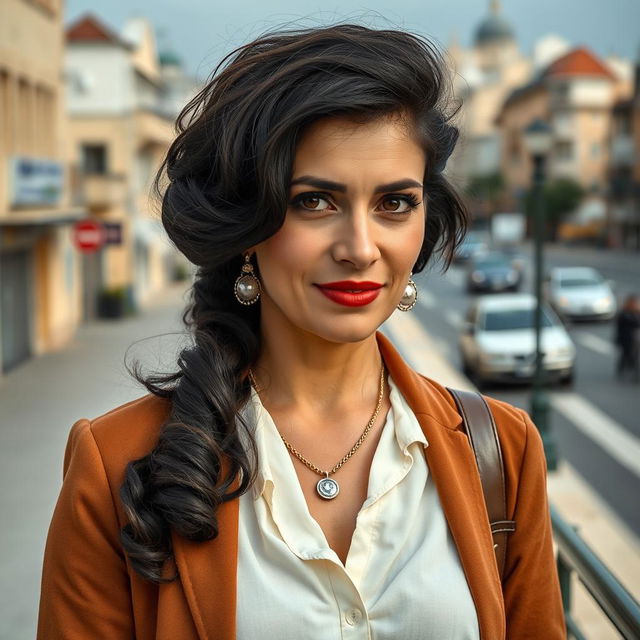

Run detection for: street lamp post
[[523, 119, 558, 471]]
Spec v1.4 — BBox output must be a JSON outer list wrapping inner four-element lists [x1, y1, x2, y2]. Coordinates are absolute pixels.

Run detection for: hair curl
[[120, 22, 468, 583]]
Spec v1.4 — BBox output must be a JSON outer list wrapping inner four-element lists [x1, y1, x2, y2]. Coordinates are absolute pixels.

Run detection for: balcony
[[80, 173, 127, 210]]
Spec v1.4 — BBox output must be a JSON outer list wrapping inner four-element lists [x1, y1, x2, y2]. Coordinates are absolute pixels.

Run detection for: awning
[[0, 207, 86, 226]]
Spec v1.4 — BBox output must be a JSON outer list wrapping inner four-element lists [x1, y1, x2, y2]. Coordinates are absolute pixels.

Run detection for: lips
[[316, 281, 383, 291], [315, 281, 383, 307]]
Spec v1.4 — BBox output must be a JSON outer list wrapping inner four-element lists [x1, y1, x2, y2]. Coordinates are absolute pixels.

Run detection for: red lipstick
[[315, 281, 383, 307]]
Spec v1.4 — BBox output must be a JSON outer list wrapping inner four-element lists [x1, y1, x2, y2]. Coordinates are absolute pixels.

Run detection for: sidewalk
[[0, 283, 191, 640], [384, 310, 640, 639]]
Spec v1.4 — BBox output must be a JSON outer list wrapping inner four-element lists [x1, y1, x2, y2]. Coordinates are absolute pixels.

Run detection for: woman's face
[[253, 114, 426, 344]]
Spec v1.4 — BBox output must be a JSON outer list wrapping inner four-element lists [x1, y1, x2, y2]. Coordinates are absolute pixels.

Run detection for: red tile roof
[[66, 14, 130, 48], [544, 47, 615, 80]]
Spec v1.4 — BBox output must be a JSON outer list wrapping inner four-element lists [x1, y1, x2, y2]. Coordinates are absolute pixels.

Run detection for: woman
[[38, 24, 565, 639]]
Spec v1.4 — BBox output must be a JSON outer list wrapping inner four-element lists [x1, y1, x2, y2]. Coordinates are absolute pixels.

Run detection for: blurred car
[[497, 244, 527, 274], [466, 252, 521, 293], [458, 293, 576, 386], [454, 231, 489, 263], [547, 267, 616, 321]]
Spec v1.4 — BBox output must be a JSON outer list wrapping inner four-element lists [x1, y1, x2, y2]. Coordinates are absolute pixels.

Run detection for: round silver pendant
[[316, 476, 340, 500]]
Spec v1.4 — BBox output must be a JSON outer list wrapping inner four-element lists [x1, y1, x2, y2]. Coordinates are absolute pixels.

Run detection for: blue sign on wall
[[10, 156, 64, 206]]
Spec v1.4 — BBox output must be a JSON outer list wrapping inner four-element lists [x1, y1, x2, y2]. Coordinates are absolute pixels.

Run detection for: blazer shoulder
[[86, 394, 171, 474]]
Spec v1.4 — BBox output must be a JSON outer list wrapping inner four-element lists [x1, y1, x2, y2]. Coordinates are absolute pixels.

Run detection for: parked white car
[[547, 267, 616, 321], [459, 294, 576, 386]]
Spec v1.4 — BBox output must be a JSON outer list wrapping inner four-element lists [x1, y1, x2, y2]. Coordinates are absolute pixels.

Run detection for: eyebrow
[[290, 175, 423, 194]]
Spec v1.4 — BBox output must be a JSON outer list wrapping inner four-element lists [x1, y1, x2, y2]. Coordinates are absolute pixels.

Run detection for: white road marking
[[444, 309, 463, 328], [574, 331, 615, 357], [551, 392, 640, 478], [418, 289, 436, 309]]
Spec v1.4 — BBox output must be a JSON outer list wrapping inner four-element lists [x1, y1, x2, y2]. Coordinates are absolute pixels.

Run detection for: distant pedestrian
[[614, 294, 640, 381]]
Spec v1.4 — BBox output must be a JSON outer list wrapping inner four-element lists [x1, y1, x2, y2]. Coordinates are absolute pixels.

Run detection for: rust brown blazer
[[38, 332, 566, 639]]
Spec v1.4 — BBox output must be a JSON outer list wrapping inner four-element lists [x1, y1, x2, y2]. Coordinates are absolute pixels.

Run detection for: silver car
[[547, 267, 616, 321], [459, 294, 576, 386]]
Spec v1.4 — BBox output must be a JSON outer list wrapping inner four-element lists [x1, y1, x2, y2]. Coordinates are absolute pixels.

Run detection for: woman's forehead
[[291, 116, 426, 185]]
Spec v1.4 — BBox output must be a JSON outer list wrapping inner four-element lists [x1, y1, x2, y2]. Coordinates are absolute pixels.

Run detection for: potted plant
[[97, 286, 127, 319]]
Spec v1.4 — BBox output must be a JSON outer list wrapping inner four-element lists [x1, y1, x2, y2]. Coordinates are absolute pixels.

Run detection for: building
[[447, 1, 533, 194], [0, 0, 86, 374], [64, 14, 193, 317], [495, 47, 632, 237], [607, 48, 640, 249]]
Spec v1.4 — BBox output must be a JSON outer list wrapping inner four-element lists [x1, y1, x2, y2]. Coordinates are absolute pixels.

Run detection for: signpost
[[72, 219, 105, 253]]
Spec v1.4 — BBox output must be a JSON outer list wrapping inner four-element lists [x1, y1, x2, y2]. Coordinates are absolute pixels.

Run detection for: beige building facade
[[495, 48, 632, 236], [0, 0, 85, 374], [65, 14, 184, 317]]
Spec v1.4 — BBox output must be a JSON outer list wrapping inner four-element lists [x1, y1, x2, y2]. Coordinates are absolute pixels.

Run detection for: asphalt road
[[414, 242, 640, 536]]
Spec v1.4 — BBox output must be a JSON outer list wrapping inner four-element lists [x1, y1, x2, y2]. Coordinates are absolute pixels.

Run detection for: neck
[[253, 326, 384, 417]]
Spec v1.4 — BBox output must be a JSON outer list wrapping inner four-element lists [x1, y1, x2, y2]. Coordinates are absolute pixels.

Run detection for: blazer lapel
[[171, 493, 239, 640], [377, 332, 505, 640]]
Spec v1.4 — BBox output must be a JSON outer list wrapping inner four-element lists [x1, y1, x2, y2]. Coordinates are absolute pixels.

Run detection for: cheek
[[391, 213, 425, 270], [256, 220, 321, 281]]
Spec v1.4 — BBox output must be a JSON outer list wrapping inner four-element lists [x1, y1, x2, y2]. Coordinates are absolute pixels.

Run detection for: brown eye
[[380, 194, 420, 213], [290, 193, 332, 211], [301, 196, 322, 209], [382, 197, 404, 212]]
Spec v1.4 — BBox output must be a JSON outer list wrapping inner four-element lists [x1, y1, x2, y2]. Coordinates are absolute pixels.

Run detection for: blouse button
[[345, 608, 363, 626]]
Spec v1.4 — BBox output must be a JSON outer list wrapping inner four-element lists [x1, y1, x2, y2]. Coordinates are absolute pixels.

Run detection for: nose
[[331, 208, 381, 269]]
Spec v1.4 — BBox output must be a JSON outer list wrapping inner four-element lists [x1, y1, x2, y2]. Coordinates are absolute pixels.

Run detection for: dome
[[159, 50, 182, 67], [474, 1, 515, 47]]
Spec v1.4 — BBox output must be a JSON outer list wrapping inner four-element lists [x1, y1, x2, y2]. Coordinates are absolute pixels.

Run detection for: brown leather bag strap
[[447, 388, 516, 580]]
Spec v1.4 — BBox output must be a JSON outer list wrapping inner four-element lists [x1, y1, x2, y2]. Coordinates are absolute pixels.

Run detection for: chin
[[304, 316, 385, 345]]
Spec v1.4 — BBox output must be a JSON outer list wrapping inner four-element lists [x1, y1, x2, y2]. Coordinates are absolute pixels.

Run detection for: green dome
[[159, 50, 182, 67]]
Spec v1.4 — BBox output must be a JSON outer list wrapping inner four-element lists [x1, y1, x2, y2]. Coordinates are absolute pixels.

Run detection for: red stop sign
[[72, 220, 105, 252]]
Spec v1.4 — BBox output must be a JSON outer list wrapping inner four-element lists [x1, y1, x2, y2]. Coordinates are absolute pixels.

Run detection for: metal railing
[[551, 504, 640, 639]]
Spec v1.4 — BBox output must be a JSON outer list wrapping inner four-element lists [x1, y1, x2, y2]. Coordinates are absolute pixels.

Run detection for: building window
[[552, 82, 569, 102], [556, 141, 573, 161], [35, 85, 55, 157], [81, 144, 108, 174], [17, 78, 33, 155], [554, 110, 572, 130], [616, 115, 632, 136], [0, 70, 10, 155]]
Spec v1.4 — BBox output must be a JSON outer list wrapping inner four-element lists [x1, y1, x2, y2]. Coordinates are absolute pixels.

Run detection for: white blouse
[[236, 374, 480, 640]]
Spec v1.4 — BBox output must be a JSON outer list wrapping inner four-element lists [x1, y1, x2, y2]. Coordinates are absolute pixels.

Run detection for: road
[[414, 242, 640, 536]]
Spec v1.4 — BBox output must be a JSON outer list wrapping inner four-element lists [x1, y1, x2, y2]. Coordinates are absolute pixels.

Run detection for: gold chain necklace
[[247, 364, 386, 500]]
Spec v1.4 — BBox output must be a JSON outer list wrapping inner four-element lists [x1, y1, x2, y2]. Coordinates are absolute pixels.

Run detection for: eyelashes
[[396, 193, 421, 210], [289, 191, 423, 214]]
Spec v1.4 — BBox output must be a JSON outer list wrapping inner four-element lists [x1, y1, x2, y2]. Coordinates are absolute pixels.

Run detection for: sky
[[65, 0, 640, 79]]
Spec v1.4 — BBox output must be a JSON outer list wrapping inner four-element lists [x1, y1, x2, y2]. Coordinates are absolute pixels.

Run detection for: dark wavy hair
[[120, 22, 468, 583]]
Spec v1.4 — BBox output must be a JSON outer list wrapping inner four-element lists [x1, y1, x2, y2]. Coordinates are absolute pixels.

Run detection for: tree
[[466, 172, 505, 215], [525, 177, 584, 240]]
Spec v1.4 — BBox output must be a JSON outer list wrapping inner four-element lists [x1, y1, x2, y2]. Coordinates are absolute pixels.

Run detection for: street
[[414, 242, 640, 535]]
